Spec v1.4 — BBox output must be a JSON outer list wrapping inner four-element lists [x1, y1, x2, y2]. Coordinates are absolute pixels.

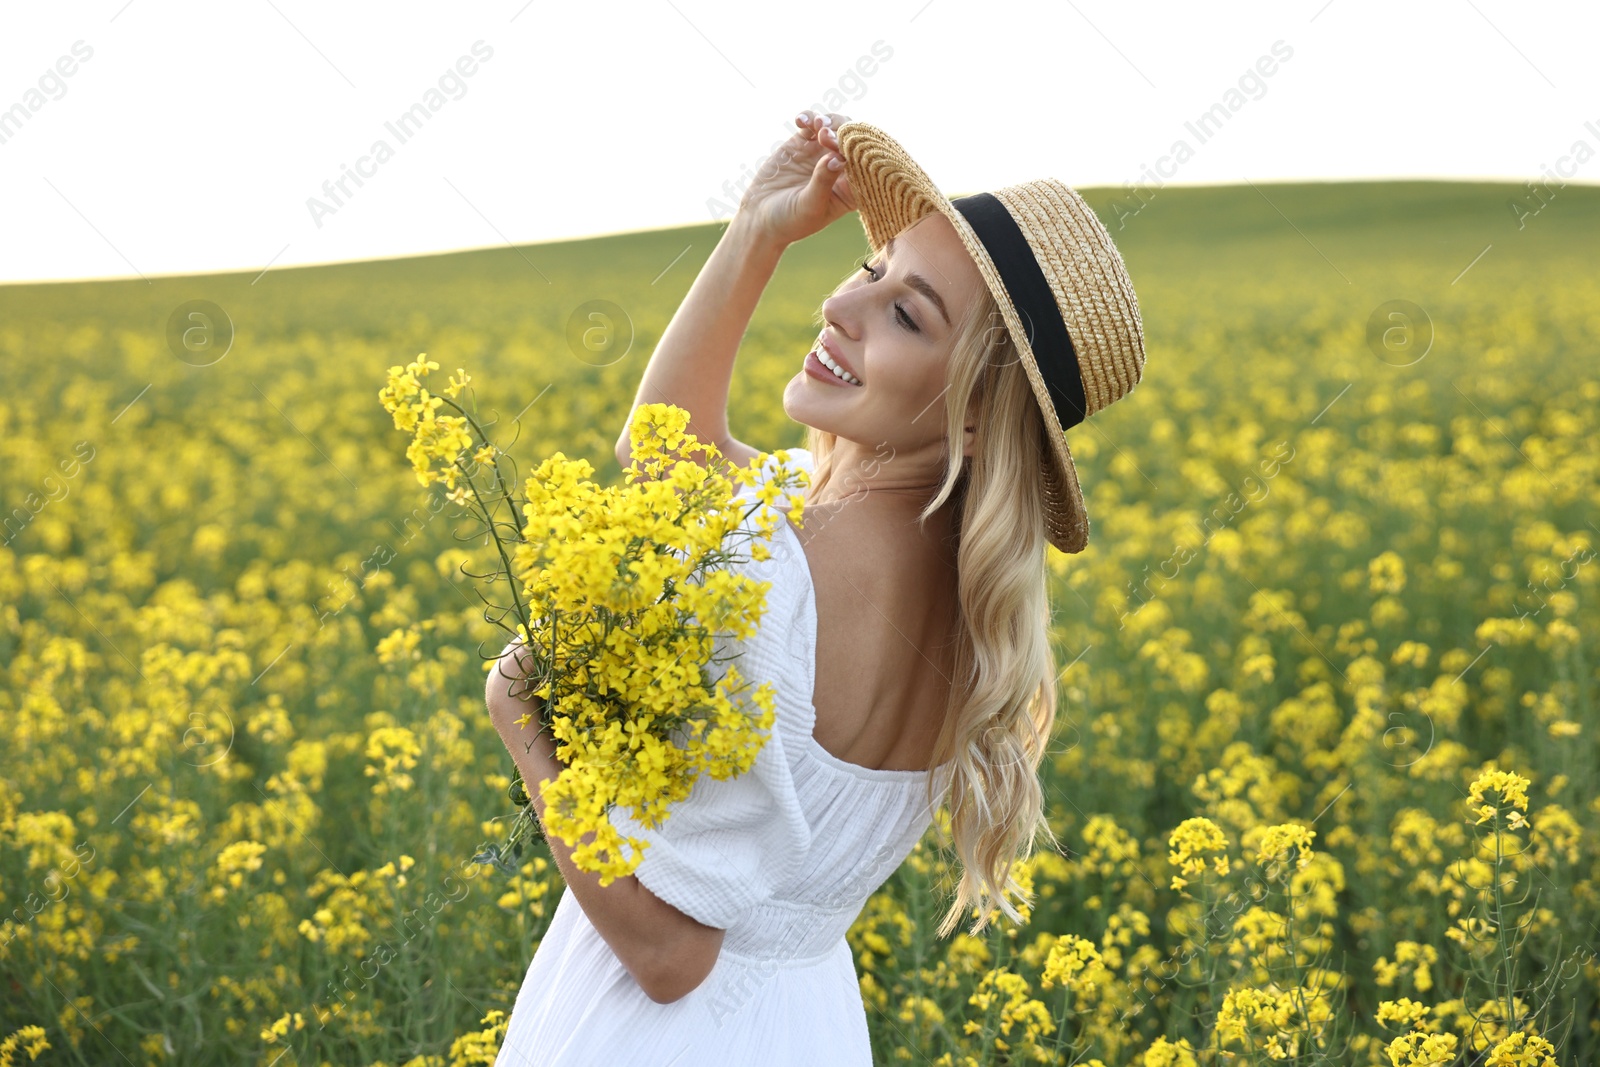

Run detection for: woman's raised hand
[[737, 110, 858, 248]]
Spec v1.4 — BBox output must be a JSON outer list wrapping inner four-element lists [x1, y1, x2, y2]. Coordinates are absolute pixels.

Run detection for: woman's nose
[[821, 292, 858, 333]]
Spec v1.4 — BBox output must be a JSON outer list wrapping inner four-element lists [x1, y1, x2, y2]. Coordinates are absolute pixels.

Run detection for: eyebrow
[[884, 236, 951, 328]]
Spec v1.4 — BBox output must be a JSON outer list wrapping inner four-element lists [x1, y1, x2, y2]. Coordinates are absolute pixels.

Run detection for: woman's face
[[783, 212, 989, 468]]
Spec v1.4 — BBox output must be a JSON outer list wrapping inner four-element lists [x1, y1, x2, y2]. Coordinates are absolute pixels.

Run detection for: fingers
[[793, 112, 844, 164], [794, 109, 849, 183], [809, 147, 838, 191], [823, 128, 843, 171], [794, 110, 852, 137]]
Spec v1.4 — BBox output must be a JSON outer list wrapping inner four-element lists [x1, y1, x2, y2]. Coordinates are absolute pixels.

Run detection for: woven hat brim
[[836, 120, 1091, 554]]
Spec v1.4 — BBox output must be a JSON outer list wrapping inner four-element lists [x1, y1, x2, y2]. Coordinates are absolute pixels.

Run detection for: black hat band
[[951, 192, 1087, 430]]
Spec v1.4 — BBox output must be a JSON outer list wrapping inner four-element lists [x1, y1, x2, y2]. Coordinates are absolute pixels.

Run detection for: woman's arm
[[485, 645, 724, 1004], [613, 211, 784, 474], [614, 110, 856, 475]]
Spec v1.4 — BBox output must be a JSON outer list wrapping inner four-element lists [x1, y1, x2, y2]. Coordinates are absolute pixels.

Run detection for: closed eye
[[859, 259, 921, 334]]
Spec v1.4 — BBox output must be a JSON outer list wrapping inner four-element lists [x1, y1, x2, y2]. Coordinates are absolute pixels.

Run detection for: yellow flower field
[[1, 180, 1597, 1065]]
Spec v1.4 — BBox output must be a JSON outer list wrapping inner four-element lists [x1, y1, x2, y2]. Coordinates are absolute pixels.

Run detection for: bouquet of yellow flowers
[[378, 355, 808, 885]]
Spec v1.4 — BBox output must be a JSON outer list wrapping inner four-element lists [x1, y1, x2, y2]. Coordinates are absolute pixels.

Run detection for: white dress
[[494, 447, 951, 1066]]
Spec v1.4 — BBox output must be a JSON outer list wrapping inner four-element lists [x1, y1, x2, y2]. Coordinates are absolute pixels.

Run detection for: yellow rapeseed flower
[[1376, 996, 1432, 1030], [1483, 1031, 1559, 1066], [1039, 933, 1106, 993], [1467, 768, 1532, 830], [0, 1026, 50, 1065], [1385, 1031, 1459, 1066], [1142, 1036, 1199, 1067], [1368, 550, 1407, 595], [1167, 817, 1230, 891]]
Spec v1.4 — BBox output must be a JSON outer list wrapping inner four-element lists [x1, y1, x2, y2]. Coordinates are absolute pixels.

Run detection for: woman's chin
[[781, 377, 811, 417], [780, 388, 833, 437]]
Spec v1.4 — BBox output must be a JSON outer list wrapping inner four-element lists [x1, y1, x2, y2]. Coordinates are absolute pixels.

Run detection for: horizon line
[[5, 174, 1593, 288]]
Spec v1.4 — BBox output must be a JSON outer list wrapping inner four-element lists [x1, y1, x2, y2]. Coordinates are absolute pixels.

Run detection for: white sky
[[3, 0, 1596, 283]]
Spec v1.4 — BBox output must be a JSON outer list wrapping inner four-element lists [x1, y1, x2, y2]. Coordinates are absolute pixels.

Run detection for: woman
[[486, 110, 1147, 1064]]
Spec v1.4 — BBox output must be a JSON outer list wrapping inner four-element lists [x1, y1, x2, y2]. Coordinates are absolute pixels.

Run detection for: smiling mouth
[[809, 347, 862, 386]]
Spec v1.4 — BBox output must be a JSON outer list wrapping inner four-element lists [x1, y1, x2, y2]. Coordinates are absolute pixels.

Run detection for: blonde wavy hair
[[802, 264, 1062, 938]]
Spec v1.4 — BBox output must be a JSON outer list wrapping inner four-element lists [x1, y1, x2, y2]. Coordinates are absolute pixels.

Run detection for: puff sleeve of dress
[[488, 633, 808, 932], [603, 446, 817, 931]]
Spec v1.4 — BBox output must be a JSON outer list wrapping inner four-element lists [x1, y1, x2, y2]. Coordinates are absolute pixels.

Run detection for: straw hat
[[835, 120, 1147, 555]]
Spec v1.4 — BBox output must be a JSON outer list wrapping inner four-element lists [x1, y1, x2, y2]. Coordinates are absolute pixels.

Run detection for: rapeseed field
[[2, 180, 1596, 1065]]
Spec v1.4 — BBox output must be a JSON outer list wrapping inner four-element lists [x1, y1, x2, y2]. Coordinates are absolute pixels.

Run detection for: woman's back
[[795, 473, 962, 774]]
